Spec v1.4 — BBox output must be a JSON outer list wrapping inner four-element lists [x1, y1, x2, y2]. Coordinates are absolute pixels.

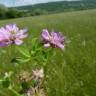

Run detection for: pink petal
[[57, 43, 64, 49], [16, 29, 28, 39], [6, 24, 19, 32], [42, 29, 50, 40], [15, 39, 23, 45]]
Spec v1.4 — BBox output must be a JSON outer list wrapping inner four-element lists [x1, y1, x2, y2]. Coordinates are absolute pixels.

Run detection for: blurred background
[[0, 0, 96, 20]]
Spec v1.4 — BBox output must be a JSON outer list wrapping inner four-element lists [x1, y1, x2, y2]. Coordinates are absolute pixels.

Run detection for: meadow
[[0, 9, 96, 96]]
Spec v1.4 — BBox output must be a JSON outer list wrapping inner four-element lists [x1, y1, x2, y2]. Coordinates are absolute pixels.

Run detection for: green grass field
[[0, 9, 96, 96]]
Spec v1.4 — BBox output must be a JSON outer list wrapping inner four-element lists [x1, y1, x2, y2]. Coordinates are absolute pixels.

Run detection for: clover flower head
[[0, 24, 28, 47], [32, 68, 44, 81], [41, 29, 65, 49], [19, 70, 31, 82]]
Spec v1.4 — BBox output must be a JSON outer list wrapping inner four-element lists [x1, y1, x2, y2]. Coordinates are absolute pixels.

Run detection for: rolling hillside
[[15, 0, 96, 13], [1, 0, 96, 20]]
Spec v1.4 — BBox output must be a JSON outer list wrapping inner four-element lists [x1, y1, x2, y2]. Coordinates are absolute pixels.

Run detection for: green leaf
[[2, 78, 10, 88], [32, 38, 38, 45], [16, 46, 31, 58], [31, 38, 38, 50], [21, 82, 30, 90], [11, 57, 30, 64], [4, 71, 13, 79]]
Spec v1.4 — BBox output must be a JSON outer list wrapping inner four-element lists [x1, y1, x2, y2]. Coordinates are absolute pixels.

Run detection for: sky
[[0, 0, 77, 7]]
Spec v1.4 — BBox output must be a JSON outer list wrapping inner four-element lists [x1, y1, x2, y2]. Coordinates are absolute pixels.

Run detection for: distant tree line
[[0, 0, 96, 19], [16, 0, 96, 13], [0, 4, 48, 20], [0, 4, 22, 19]]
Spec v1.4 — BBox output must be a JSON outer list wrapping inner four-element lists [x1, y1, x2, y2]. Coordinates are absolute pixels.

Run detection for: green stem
[[9, 87, 21, 96]]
